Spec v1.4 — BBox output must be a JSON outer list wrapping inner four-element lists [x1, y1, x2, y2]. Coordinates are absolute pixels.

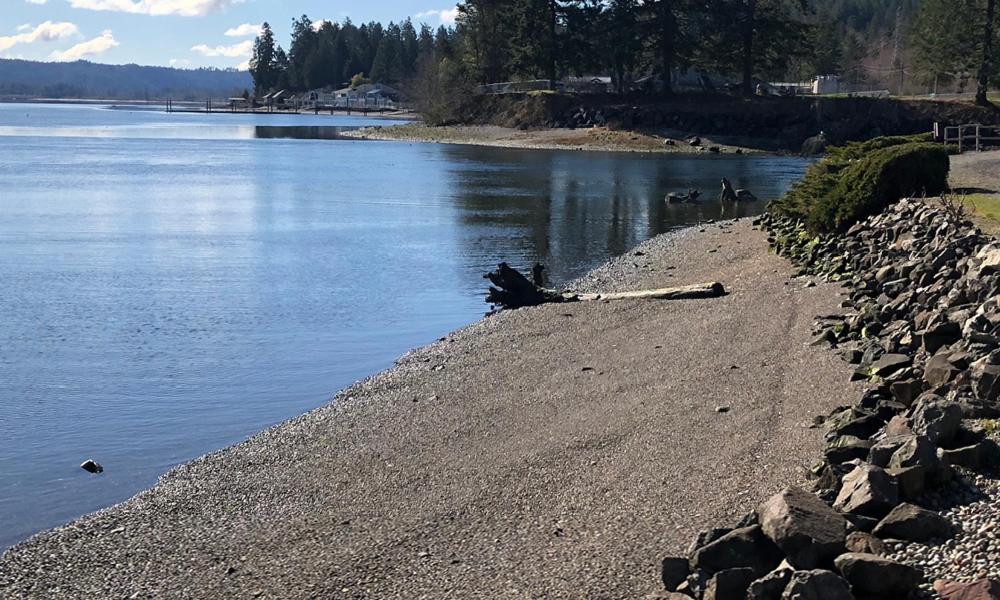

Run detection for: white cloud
[[311, 19, 329, 32], [235, 59, 249, 70], [66, 0, 245, 17], [169, 57, 190, 67], [26, 0, 49, 5], [224, 22, 260, 37], [414, 7, 459, 25], [190, 39, 251, 58], [50, 29, 118, 61], [0, 21, 80, 52]]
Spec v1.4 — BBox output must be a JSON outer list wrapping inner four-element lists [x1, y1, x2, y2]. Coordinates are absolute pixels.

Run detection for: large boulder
[[872, 503, 955, 542], [758, 487, 847, 569], [925, 353, 963, 387], [703, 567, 757, 600], [909, 397, 962, 445], [887, 435, 939, 470], [833, 465, 899, 518], [934, 578, 1000, 600], [690, 525, 785, 578], [834, 552, 924, 597], [781, 569, 854, 600]]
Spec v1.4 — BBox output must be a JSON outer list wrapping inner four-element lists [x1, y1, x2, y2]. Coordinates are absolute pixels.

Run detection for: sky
[[0, 0, 460, 70]]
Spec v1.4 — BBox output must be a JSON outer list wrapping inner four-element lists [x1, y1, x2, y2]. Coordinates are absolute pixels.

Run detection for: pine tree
[[249, 22, 279, 95], [912, 0, 981, 93], [977, 0, 998, 104]]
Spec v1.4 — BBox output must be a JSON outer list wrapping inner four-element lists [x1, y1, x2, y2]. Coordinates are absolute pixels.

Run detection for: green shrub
[[770, 134, 951, 232]]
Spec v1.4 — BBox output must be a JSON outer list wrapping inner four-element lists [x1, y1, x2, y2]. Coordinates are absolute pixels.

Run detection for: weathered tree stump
[[485, 263, 570, 309], [720, 177, 758, 202]]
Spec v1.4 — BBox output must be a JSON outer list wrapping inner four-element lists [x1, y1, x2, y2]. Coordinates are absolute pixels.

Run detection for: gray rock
[[970, 358, 1000, 403], [834, 552, 923, 597], [925, 353, 962, 387], [690, 525, 785, 578], [80, 459, 103, 474], [918, 321, 962, 354], [872, 503, 955, 542], [887, 435, 938, 471], [933, 578, 1000, 600], [909, 397, 962, 445], [845, 531, 886, 555], [781, 569, 854, 600], [886, 465, 927, 500], [824, 436, 872, 464], [868, 435, 910, 467], [942, 439, 1000, 469], [758, 487, 847, 569], [833, 465, 898, 518], [747, 562, 794, 600], [704, 567, 756, 600], [871, 353, 911, 377], [661, 556, 690, 591]]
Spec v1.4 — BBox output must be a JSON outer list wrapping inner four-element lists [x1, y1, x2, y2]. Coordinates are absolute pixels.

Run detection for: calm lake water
[[0, 103, 809, 550]]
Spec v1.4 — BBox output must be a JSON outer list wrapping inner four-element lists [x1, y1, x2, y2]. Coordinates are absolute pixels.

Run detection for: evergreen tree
[[977, 0, 998, 104], [401, 19, 421, 77], [912, 0, 982, 93], [370, 25, 405, 83], [697, 0, 811, 96], [287, 15, 319, 90], [249, 22, 279, 95]]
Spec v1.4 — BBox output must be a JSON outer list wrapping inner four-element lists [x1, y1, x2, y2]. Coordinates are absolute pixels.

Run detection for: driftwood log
[[485, 263, 725, 310]]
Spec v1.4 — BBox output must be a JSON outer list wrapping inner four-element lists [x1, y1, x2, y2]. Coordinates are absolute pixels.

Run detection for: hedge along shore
[[0, 219, 862, 599], [652, 201, 1000, 600]]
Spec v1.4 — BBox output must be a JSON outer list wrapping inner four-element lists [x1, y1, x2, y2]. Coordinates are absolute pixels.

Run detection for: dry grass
[[952, 193, 1000, 234]]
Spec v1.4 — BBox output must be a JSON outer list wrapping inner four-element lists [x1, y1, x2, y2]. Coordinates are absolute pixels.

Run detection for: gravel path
[[950, 151, 1000, 195], [0, 220, 861, 599]]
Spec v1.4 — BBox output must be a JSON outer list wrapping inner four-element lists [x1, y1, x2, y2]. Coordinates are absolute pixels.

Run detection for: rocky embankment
[[651, 199, 1000, 599]]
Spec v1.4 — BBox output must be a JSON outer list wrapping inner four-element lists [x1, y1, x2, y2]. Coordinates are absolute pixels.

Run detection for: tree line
[[249, 0, 998, 106]]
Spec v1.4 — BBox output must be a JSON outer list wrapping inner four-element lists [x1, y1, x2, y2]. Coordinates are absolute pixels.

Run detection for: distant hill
[[0, 59, 252, 101]]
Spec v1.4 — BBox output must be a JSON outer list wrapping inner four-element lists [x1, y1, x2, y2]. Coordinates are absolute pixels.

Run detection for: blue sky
[[0, 0, 459, 69]]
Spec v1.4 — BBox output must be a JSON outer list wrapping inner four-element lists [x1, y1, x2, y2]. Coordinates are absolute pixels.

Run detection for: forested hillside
[[249, 0, 994, 106], [0, 59, 251, 101]]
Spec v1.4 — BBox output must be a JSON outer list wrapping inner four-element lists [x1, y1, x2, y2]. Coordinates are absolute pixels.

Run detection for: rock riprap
[[653, 199, 1000, 598]]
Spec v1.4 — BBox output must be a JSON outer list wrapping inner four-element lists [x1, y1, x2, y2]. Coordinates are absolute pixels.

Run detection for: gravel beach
[[341, 123, 760, 155], [0, 220, 861, 599]]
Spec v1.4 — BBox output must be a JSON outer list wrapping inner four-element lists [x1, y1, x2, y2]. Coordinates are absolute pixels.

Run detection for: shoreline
[[342, 122, 771, 155], [0, 219, 861, 598]]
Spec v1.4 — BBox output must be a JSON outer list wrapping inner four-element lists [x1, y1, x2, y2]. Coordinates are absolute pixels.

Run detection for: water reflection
[[0, 105, 809, 550], [253, 125, 354, 140], [442, 145, 805, 283]]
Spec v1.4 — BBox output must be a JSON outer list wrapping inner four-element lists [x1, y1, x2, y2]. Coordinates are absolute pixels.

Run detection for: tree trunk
[[976, 0, 997, 106], [741, 0, 758, 97], [660, 0, 676, 96], [548, 0, 558, 85], [485, 263, 726, 310]]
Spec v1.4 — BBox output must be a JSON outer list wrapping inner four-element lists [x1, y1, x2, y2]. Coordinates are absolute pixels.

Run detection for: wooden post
[[976, 125, 982, 152]]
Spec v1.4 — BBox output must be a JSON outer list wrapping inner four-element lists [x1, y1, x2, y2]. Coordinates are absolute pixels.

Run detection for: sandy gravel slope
[[0, 220, 860, 599]]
